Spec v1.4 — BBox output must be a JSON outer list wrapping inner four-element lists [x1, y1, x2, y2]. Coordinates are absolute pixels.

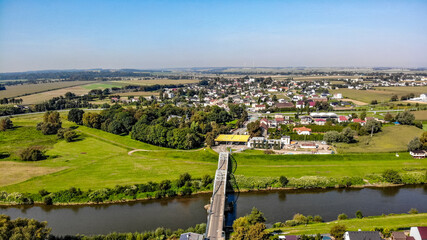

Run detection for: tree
[[205, 132, 215, 147], [159, 180, 171, 191], [313, 215, 323, 222], [37, 111, 62, 135], [177, 173, 192, 188], [364, 119, 382, 135], [64, 130, 77, 142], [247, 207, 266, 225], [0, 117, 13, 131], [408, 137, 422, 151], [323, 131, 341, 143], [246, 223, 269, 240], [340, 127, 356, 143], [247, 120, 262, 137], [390, 95, 398, 101], [396, 111, 415, 125], [330, 224, 346, 240], [371, 100, 378, 105], [68, 109, 85, 125], [420, 132, 427, 150], [382, 169, 402, 184], [337, 213, 348, 220], [0, 214, 51, 240], [279, 176, 289, 187], [359, 111, 367, 121], [384, 113, 394, 122], [355, 210, 363, 219]]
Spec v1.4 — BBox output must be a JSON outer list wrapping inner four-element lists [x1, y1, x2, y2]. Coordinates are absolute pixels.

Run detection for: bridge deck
[[206, 152, 229, 240]]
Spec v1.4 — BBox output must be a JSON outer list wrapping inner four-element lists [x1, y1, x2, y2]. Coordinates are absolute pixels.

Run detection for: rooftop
[[215, 134, 250, 142]]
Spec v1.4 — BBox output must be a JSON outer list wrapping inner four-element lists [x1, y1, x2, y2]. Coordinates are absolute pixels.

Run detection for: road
[[206, 152, 229, 240]]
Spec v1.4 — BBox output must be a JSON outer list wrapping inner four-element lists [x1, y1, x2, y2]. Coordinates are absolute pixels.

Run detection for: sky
[[0, 0, 426, 72]]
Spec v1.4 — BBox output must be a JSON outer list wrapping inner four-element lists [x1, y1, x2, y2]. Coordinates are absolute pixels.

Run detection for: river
[[1, 185, 426, 236]]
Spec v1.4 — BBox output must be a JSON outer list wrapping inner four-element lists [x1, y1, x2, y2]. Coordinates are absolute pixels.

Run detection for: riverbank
[[267, 213, 427, 235], [1, 182, 425, 207]]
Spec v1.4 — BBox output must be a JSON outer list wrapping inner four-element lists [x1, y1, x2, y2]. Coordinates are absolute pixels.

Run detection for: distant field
[[336, 125, 424, 153], [331, 86, 427, 104], [291, 75, 365, 81], [117, 91, 155, 97], [81, 82, 123, 90], [113, 79, 199, 85], [269, 213, 427, 235], [20, 85, 93, 104], [413, 110, 427, 120], [0, 81, 94, 98]]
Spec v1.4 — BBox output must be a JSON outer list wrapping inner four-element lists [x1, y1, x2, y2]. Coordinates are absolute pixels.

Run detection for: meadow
[[331, 86, 427, 104], [268, 213, 427, 235], [0, 81, 94, 98], [0, 113, 426, 194], [335, 125, 424, 153]]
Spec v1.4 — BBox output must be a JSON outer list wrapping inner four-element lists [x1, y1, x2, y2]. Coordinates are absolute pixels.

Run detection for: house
[[255, 104, 266, 111], [410, 227, 427, 240], [296, 101, 305, 109], [299, 116, 312, 125], [314, 118, 326, 125], [352, 118, 366, 125], [293, 127, 312, 135], [410, 150, 427, 159], [180, 232, 204, 240], [392, 232, 415, 240], [344, 231, 383, 240], [333, 93, 343, 99], [279, 236, 299, 240], [338, 115, 349, 123]]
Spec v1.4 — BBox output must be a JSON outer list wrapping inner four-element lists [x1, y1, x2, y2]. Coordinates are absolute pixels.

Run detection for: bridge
[[205, 152, 239, 240]]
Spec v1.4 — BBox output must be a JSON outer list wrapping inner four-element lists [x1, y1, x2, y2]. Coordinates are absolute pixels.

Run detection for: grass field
[[268, 213, 427, 235], [0, 81, 94, 98], [331, 87, 427, 104], [81, 82, 123, 90], [335, 125, 424, 153], [113, 79, 199, 86], [1, 113, 426, 194]]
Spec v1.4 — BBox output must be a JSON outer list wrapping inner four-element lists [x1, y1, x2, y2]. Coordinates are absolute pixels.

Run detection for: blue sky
[[0, 0, 426, 72]]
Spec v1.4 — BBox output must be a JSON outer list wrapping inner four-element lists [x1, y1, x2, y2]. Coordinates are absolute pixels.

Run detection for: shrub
[[279, 176, 289, 187], [313, 215, 323, 222], [408, 208, 418, 214], [293, 213, 308, 225], [264, 149, 275, 154], [19, 146, 46, 161], [382, 169, 402, 184], [337, 213, 348, 220], [355, 210, 363, 219], [288, 176, 338, 189], [39, 189, 50, 197], [43, 196, 53, 205], [0, 117, 13, 131]]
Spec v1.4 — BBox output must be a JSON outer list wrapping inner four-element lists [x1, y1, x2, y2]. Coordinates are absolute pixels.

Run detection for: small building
[[410, 150, 426, 159], [352, 118, 366, 125], [410, 227, 427, 240], [255, 104, 266, 111], [392, 232, 415, 240], [338, 115, 349, 123], [300, 142, 317, 149], [344, 231, 383, 240], [293, 127, 312, 135], [215, 134, 250, 145], [314, 119, 326, 125], [180, 232, 204, 240]]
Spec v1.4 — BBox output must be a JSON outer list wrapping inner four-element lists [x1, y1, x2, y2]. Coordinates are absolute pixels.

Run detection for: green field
[[0, 81, 94, 98], [1, 113, 426, 194], [335, 125, 424, 153], [331, 86, 427, 104], [269, 213, 427, 235], [81, 82, 123, 90]]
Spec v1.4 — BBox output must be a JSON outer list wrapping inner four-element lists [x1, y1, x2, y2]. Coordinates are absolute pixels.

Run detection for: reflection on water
[[0, 185, 425, 236]]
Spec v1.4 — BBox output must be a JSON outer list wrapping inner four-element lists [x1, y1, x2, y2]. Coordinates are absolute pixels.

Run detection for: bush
[[288, 176, 338, 189], [19, 146, 46, 161], [0, 117, 13, 131], [43, 196, 53, 205], [355, 210, 363, 219], [408, 208, 418, 214], [313, 215, 323, 222], [337, 213, 348, 220], [39, 189, 50, 197], [382, 169, 402, 184], [293, 213, 308, 225], [279, 176, 289, 187]]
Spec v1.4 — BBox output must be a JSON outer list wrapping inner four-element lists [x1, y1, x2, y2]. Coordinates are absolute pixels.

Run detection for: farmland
[[81, 82, 124, 90], [331, 86, 427, 104], [1, 113, 426, 194], [0, 81, 94, 98], [335, 125, 424, 153], [19, 85, 94, 104], [268, 213, 427, 235], [113, 79, 199, 85]]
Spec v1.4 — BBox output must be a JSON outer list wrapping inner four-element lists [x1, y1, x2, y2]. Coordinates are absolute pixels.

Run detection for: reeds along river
[[1, 185, 426, 236]]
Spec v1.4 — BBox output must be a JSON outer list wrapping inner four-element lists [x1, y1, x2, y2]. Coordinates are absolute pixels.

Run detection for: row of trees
[[0, 97, 23, 105], [408, 132, 427, 151]]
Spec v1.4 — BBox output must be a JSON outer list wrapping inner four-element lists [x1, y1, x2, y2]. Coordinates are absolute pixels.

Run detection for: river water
[[1, 185, 426, 236]]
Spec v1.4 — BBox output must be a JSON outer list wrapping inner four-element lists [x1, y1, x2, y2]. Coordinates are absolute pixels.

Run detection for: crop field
[[0, 81, 94, 98], [331, 86, 427, 104], [269, 213, 427, 235], [81, 82, 124, 90], [335, 125, 424, 153], [1, 113, 426, 194], [19, 85, 94, 104], [113, 79, 199, 86], [116, 91, 155, 97], [413, 110, 427, 120]]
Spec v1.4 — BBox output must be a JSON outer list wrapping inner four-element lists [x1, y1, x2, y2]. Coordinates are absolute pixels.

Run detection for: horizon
[[1, 0, 427, 72]]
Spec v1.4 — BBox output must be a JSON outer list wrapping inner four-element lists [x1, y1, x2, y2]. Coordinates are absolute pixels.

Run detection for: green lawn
[[335, 125, 424, 153], [268, 213, 427, 235], [1, 114, 426, 194]]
